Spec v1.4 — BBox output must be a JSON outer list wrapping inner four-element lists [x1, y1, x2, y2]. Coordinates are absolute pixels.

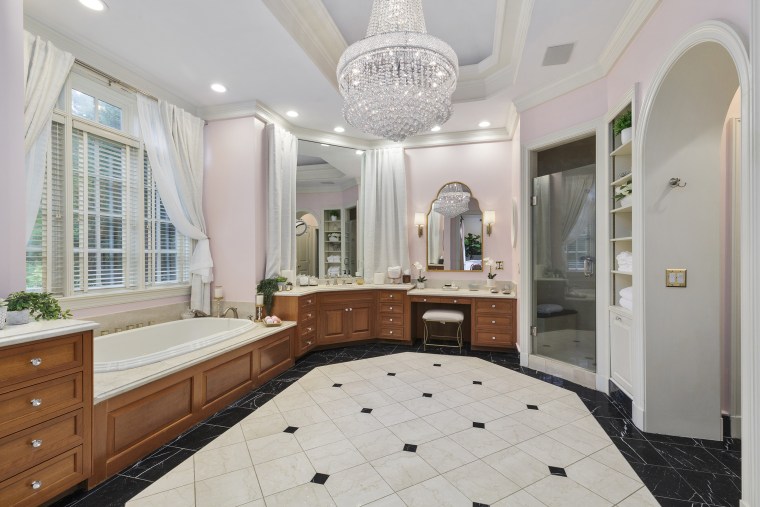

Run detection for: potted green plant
[[4, 291, 71, 325], [614, 182, 633, 207], [256, 278, 281, 316], [464, 233, 481, 259], [613, 110, 632, 145]]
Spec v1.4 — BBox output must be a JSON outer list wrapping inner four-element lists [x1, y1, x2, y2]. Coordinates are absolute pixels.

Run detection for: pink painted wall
[[204, 116, 267, 303], [405, 141, 514, 282], [0, 0, 27, 297]]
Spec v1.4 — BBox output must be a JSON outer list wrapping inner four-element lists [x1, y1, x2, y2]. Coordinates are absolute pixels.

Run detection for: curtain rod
[[75, 59, 159, 102]]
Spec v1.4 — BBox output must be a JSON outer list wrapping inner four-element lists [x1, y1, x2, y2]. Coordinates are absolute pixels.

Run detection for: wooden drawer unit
[[378, 290, 404, 302], [475, 299, 514, 315], [410, 295, 445, 304], [299, 295, 317, 309], [377, 291, 409, 342], [378, 314, 403, 327], [0, 334, 83, 389], [474, 331, 514, 346], [0, 329, 93, 505], [378, 326, 404, 340], [472, 298, 517, 349], [378, 302, 404, 315], [475, 314, 513, 330]]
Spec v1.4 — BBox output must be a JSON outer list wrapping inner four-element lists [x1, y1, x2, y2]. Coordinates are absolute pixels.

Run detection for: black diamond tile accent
[[361, 408, 373, 414], [311, 473, 329, 485], [422, 393, 433, 398], [403, 444, 418, 452], [473, 503, 490, 507], [548, 466, 567, 477], [473, 422, 486, 429], [473, 381, 483, 385], [333, 383, 342, 388], [283, 426, 298, 433], [387, 372, 396, 376], [527, 404, 539, 410], [433, 363, 442, 367]]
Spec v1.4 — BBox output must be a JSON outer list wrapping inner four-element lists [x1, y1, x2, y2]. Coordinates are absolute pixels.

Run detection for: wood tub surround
[[90, 326, 294, 487], [0, 330, 93, 507]]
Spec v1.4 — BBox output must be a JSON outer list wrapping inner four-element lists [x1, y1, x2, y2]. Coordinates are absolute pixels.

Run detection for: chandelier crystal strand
[[433, 183, 470, 218], [337, 0, 459, 142]]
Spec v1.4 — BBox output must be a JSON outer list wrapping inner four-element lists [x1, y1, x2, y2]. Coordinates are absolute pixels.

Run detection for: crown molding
[[262, 0, 345, 90], [513, 64, 605, 112], [509, 0, 535, 85]]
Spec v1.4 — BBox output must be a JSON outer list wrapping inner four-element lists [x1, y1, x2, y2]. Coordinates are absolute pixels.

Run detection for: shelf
[[611, 205, 632, 214], [611, 173, 632, 187], [611, 270, 633, 276], [610, 141, 632, 157], [610, 237, 632, 242], [609, 305, 633, 318]]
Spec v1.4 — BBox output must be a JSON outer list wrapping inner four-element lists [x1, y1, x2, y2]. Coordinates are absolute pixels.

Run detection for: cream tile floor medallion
[[126, 353, 657, 507]]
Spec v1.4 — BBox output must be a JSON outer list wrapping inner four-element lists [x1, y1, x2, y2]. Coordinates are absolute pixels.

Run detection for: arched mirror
[[426, 182, 484, 271]]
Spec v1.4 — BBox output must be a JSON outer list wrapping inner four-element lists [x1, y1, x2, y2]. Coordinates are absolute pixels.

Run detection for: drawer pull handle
[[31, 439, 42, 448], [390, 295, 394, 298], [423, 299, 427, 302], [389, 318, 393, 322], [389, 307, 393, 310], [389, 331, 394, 335], [492, 304, 496, 308], [345, 308, 349, 312], [30, 357, 43, 367], [349, 308, 353, 312], [307, 299, 312, 304], [307, 341, 313, 346], [30, 398, 42, 407], [31, 480, 42, 490], [491, 336, 496, 340], [492, 320, 496, 324], [307, 327, 313, 332]]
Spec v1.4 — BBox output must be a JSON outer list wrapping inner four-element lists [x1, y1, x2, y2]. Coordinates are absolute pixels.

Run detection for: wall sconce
[[414, 212, 426, 237], [484, 210, 496, 236]]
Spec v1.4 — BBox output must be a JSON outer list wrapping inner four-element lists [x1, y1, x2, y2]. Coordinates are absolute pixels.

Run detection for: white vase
[[619, 195, 632, 208], [7, 309, 30, 325], [486, 278, 495, 288], [0, 307, 6, 330], [620, 127, 632, 145]]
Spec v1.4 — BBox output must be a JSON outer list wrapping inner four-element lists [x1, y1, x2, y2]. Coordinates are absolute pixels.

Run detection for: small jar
[[402, 274, 411, 283]]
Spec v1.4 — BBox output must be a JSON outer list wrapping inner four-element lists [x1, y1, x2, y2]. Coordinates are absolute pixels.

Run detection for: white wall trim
[[634, 20, 753, 505], [61, 285, 190, 311]]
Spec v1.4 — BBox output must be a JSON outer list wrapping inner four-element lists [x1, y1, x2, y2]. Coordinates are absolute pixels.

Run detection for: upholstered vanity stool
[[422, 309, 464, 352]]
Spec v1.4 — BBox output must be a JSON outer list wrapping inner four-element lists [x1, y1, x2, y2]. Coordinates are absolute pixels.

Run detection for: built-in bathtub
[[94, 318, 255, 373]]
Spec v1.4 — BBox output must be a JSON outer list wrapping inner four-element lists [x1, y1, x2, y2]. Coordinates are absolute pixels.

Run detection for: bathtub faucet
[[221, 307, 239, 319], [192, 309, 210, 318]]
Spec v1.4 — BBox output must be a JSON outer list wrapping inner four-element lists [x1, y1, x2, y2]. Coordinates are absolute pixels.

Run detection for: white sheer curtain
[[427, 211, 445, 265], [359, 147, 410, 279], [264, 124, 298, 279], [136, 96, 213, 312], [560, 173, 595, 246], [24, 31, 74, 243]]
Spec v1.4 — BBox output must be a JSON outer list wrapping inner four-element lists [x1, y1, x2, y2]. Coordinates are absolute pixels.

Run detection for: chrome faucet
[[221, 307, 239, 319], [192, 309, 210, 317]]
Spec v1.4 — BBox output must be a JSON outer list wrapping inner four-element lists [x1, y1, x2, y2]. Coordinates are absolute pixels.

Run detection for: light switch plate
[[496, 261, 504, 270], [665, 268, 687, 287]]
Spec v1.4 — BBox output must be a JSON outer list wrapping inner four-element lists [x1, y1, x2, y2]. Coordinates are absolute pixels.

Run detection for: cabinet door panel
[[349, 304, 372, 341], [610, 312, 633, 395], [318, 304, 349, 345]]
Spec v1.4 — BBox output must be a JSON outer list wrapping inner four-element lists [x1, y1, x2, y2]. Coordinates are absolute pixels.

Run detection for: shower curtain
[[264, 124, 298, 279]]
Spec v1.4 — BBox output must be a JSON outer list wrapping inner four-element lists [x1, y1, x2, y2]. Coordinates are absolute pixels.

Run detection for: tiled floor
[[53, 343, 742, 507]]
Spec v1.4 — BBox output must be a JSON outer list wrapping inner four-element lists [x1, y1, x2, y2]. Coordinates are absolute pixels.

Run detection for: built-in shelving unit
[[322, 209, 343, 278]]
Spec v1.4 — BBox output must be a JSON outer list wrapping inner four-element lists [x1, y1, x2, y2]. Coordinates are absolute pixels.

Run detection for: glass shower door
[[532, 166, 597, 371]]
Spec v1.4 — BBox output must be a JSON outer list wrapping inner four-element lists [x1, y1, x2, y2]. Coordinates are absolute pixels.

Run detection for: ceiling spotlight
[[210, 83, 227, 93], [79, 0, 107, 11], [355, 150, 364, 155], [478, 121, 491, 128], [431, 126, 441, 132], [286, 110, 299, 118], [334, 126, 345, 133]]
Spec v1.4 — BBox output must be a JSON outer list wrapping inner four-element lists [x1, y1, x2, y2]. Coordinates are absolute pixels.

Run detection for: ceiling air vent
[[542, 43, 575, 66]]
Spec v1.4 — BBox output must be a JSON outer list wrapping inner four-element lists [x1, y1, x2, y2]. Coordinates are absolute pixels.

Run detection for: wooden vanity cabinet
[[0, 331, 93, 506], [472, 298, 517, 349], [317, 292, 374, 345], [271, 295, 317, 357]]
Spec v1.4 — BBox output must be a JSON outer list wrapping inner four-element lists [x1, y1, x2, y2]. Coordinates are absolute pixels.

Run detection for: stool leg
[[423, 320, 428, 351], [457, 322, 462, 354]]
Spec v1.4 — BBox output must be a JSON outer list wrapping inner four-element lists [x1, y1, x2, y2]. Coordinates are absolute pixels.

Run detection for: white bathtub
[[94, 318, 256, 373]]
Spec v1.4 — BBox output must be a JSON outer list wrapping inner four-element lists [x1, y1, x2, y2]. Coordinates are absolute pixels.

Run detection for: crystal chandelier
[[337, 0, 459, 142], [433, 183, 470, 218]]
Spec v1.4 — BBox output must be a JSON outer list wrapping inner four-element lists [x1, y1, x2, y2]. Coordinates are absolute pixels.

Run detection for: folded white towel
[[617, 266, 632, 273], [616, 251, 632, 262], [327, 266, 340, 276], [537, 304, 564, 314], [327, 255, 341, 263], [619, 286, 633, 300], [619, 298, 633, 311]]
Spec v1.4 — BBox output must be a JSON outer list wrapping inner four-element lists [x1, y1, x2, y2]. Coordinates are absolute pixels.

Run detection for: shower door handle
[[583, 257, 595, 278]]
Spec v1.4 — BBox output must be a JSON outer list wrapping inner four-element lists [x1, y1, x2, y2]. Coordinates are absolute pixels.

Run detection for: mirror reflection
[[296, 141, 361, 278], [427, 182, 484, 271]]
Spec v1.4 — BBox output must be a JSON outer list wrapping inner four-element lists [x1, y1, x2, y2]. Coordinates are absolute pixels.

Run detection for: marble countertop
[[275, 283, 416, 297], [94, 321, 296, 403], [0, 319, 99, 348], [407, 288, 517, 299]]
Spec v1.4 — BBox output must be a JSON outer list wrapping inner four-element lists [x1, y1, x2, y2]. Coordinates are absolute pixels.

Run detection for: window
[[565, 225, 591, 272], [27, 71, 190, 298]]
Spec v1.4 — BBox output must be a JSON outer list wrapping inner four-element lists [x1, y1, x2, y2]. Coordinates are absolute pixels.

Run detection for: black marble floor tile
[[654, 441, 735, 476], [205, 406, 254, 427], [705, 448, 741, 477], [611, 437, 670, 467], [120, 447, 195, 481], [654, 496, 710, 507], [234, 390, 276, 410], [594, 416, 645, 439], [166, 422, 230, 451], [679, 469, 742, 507], [629, 463, 704, 503], [52, 475, 151, 507]]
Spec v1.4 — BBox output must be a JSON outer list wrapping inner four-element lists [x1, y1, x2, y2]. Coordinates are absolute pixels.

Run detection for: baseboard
[[632, 401, 645, 429], [596, 374, 610, 394], [731, 414, 742, 438]]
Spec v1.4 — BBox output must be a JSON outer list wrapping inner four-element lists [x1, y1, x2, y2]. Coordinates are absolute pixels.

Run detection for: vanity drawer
[[439, 297, 471, 305], [378, 325, 404, 340], [299, 320, 317, 338], [378, 303, 404, 315], [0, 373, 83, 436], [0, 335, 83, 389], [476, 315, 513, 329], [299, 296, 317, 309], [475, 299, 515, 315], [320, 291, 374, 304], [378, 291, 404, 303], [410, 296, 444, 304], [298, 332, 316, 356], [474, 331, 514, 346], [0, 446, 85, 507], [378, 314, 403, 327], [0, 410, 84, 481], [299, 307, 316, 323]]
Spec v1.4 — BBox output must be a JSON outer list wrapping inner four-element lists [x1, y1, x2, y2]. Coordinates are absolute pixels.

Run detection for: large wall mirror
[[427, 182, 484, 271], [296, 140, 361, 278]]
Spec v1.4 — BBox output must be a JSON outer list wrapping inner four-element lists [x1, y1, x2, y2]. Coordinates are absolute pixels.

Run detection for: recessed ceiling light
[[286, 110, 299, 118], [334, 126, 345, 133], [478, 121, 491, 128], [355, 150, 364, 155], [79, 0, 107, 11], [431, 126, 441, 132], [210, 83, 227, 93]]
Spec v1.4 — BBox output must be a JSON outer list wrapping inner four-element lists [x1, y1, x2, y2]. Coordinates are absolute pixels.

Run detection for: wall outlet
[[665, 268, 687, 287], [496, 260, 504, 270]]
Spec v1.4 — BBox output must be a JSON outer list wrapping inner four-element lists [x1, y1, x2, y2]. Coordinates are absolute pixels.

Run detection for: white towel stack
[[327, 266, 340, 276], [616, 251, 633, 273], [326, 255, 341, 263], [619, 286, 633, 310]]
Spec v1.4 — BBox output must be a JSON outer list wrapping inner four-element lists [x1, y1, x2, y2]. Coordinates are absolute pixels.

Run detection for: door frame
[[519, 120, 609, 391]]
